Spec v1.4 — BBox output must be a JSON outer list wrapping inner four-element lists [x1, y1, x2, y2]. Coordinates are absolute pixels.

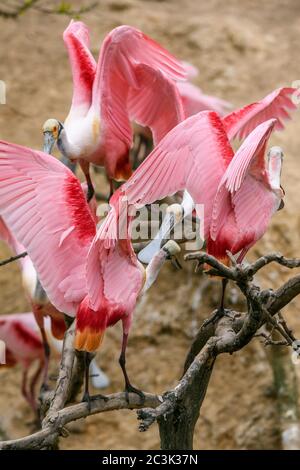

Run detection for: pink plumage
[[120, 111, 234, 239], [209, 119, 283, 264], [63, 20, 96, 110], [0, 313, 45, 411], [116, 112, 284, 265], [0, 141, 144, 353]]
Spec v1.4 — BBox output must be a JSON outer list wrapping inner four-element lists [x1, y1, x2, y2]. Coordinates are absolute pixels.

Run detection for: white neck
[[57, 128, 77, 159]]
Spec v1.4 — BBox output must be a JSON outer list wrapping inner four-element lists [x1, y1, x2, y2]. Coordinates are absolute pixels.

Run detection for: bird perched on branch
[[138, 86, 297, 264], [42, 21, 186, 200], [0, 141, 181, 402], [115, 112, 285, 315], [0, 179, 98, 389]]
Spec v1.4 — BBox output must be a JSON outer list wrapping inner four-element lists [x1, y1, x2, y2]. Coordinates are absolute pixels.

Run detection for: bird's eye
[[53, 126, 57, 132]]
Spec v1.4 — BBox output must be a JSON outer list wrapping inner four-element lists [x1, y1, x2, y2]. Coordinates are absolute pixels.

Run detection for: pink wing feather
[[231, 175, 280, 245], [0, 313, 43, 361], [63, 20, 96, 112], [119, 111, 234, 238], [86, 201, 142, 312], [223, 87, 297, 141], [102, 243, 143, 311], [0, 141, 96, 315], [182, 61, 199, 80], [177, 81, 232, 118], [92, 25, 186, 154], [210, 119, 277, 241]]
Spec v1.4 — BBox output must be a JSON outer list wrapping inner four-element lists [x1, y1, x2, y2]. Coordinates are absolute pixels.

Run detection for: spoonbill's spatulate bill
[[42, 21, 186, 199]]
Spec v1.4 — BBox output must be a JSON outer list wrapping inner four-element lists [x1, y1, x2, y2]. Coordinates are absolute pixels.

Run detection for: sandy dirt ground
[[0, 0, 300, 450]]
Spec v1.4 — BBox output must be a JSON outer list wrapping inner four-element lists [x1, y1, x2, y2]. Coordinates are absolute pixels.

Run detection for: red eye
[[53, 126, 57, 132]]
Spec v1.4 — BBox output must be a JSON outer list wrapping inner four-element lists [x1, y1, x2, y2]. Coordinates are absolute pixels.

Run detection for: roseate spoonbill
[[138, 86, 296, 263], [0, 141, 181, 401], [42, 21, 185, 200], [113, 113, 284, 312]]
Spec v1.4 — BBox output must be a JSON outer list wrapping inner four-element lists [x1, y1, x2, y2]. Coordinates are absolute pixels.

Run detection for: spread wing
[[222, 87, 297, 141], [92, 25, 186, 157], [210, 119, 277, 241]]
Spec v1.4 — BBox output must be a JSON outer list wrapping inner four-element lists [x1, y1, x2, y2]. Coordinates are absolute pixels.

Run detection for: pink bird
[[110, 113, 284, 314], [0, 313, 49, 412], [138, 86, 297, 264], [0, 141, 181, 401], [42, 21, 186, 199]]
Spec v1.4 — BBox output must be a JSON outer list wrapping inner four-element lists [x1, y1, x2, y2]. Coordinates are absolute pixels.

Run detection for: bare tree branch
[[0, 392, 160, 450]]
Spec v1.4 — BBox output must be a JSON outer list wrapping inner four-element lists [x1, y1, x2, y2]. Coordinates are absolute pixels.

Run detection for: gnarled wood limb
[[0, 392, 160, 450]]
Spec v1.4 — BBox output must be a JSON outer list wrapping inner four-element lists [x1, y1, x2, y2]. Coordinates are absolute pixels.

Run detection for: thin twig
[[0, 251, 27, 267]]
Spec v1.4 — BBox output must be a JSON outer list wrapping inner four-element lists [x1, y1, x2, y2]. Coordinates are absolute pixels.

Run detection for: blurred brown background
[[0, 0, 300, 449]]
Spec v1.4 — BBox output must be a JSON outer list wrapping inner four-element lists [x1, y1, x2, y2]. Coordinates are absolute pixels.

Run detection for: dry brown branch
[[0, 0, 98, 18]]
